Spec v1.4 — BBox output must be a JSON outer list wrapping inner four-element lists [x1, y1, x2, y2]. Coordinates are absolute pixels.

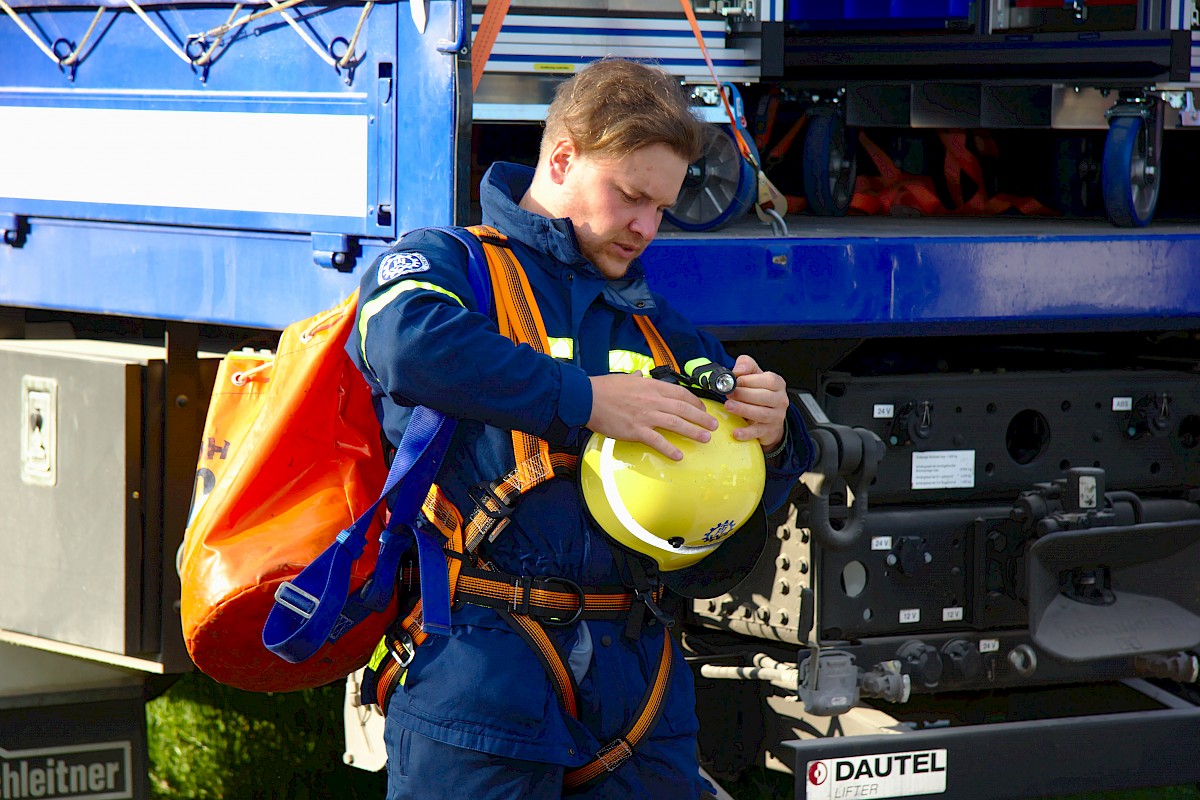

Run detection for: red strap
[[857, 130, 903, 186], [677, 0, 755, 167], [471, 0, 511, 93], [851, 130, 1058, 218], [768, 115, 808, 164], [755, 90, 781, 151]]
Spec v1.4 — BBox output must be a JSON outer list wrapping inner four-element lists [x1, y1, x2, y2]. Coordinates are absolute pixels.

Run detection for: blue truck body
[[4, 2, 1200, 798]]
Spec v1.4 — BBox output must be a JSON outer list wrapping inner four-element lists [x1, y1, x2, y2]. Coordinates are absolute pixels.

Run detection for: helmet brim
[[659, 502, 768, 599]]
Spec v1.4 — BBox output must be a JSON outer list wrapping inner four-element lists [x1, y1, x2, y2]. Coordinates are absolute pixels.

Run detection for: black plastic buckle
[[541, 577, 586, 628], [634, 588, 675, 629], [468, 480, 515, 522], [649, 365, 685, 385]]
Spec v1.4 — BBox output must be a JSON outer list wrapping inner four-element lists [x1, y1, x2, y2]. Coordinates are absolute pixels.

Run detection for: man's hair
[[541, 58, 704, 164]]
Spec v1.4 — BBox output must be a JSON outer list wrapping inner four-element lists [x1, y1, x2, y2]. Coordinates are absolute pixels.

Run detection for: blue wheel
[[664, 124, 757, 232], [802, 108, 857, 217], [1101, 115, 1159, 228]]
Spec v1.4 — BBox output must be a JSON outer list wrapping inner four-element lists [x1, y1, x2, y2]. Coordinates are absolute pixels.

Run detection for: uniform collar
[[479, 162, 648, 285]]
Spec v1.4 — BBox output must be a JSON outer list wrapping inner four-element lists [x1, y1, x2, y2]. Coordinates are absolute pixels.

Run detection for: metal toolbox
[[0, 340, 215, 667]]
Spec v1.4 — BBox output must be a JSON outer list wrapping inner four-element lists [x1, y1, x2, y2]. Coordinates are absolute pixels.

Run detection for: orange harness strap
[[472, 225, 559, 492], [563, 629, 674, 789], [633, 315, 680, 374]]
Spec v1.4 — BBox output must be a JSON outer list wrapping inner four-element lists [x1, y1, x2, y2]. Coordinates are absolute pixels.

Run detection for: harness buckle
[[634, 588, 676, 629], [274, 581, 319, 620], [389, 631, 416, 668], [468, 480, 517, 542], [468, 480, 515, 521], [595, 739, 634, 772], [540, 577, 586, 628]]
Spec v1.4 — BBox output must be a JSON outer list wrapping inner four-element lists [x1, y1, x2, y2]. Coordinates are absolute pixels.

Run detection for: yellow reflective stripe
[[549, 337, 574, 360], [367, 637, 389, 671], [683, 357, 712, 377], [359, 280, 465, 373], [609, 350, 657, 375]]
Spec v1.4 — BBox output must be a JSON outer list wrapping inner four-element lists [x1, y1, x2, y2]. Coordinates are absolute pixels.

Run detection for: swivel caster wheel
[[665, 124, 758, 232], [1101, 100, 1163, 228], [802, 108, 857, 217]]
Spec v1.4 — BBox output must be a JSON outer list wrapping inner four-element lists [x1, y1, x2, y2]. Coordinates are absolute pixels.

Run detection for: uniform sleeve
[[347, 229, 592, 445], [648, 293, 813, 515]]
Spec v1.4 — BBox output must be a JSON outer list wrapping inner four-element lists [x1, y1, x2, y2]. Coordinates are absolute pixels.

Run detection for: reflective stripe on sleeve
[[548, 337, 574, 361], [609, 350, 656, 375], [359, 279, 465, 376]]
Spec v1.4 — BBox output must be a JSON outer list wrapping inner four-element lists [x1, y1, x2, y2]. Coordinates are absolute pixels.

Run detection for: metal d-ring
[[541, 577, 585, 628], [328, 35, 350, 62], [51, 38, 74, 61], [185, 35, 209, 62]]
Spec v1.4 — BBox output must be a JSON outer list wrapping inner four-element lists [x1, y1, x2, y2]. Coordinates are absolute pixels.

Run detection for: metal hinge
[[312, 232, 358, 272], [2, 214, 27, 247]]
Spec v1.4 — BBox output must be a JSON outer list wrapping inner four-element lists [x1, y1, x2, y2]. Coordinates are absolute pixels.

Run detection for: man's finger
[[659, 381, 708, 412], [732, 354, 761, 377], [641, 429, 684, 461], [727, 385, 780, 408]]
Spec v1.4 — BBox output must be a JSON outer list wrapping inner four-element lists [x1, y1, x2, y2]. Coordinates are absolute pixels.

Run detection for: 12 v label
[[806, 748, 947, 799]]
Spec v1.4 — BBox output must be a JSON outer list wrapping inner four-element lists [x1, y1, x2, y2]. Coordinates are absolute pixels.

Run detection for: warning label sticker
[[911, 451, 975, 490], [806, 749, 948, 799]]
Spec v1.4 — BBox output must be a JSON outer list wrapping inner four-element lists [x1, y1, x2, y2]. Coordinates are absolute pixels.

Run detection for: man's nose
[[629, 208, 658, 241]]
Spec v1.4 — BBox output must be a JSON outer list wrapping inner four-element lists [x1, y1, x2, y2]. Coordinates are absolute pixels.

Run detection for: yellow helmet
[[580, 397, 768, 598]]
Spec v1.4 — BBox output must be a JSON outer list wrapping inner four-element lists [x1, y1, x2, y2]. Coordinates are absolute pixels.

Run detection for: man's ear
[[546, 137, 577, 185]]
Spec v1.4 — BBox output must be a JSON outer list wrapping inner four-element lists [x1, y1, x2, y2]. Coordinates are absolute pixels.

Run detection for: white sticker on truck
[[806, 749, 948, 799], [911, 451, 975, 490]]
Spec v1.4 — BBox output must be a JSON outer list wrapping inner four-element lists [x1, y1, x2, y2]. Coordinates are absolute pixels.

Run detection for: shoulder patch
[[378, 251, 431, 284]]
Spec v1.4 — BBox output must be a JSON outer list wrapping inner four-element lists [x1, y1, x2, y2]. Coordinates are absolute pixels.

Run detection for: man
[[349, 58, 811, 799]]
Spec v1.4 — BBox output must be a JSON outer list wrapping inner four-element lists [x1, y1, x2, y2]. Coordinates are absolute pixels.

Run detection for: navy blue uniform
[[348, 162, 811, 798]]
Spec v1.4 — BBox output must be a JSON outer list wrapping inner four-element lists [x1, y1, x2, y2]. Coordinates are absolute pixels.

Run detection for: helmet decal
[[703, 520, 737, 544]]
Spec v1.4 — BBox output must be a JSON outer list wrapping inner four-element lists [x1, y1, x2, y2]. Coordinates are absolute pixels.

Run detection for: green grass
[[148, 673, 1200, 800], [146, 672, 385, 800]]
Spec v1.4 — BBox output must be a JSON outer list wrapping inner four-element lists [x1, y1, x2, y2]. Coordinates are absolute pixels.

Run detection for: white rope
[[265, 0, 335, 68], [191, 3, 241, 67], [230, 357, 274, 386], [336, 0, 373, 69], [0, 0, 60, 63], [197, 0, 305, 40], [7, 0, 365, 75], [124, 0, 192, 64], [60, 6, 106, 66]]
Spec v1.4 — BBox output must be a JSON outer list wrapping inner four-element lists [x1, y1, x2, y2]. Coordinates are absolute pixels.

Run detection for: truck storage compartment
[[0, 340, 215, 667]]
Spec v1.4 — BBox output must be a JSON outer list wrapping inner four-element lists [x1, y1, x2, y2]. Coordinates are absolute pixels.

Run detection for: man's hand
[[724, 355, 789, 453], [587, 372, 718, 461]]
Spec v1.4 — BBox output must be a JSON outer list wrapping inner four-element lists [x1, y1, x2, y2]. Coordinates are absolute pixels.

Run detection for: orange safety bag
[[179, 292, 395, 693]]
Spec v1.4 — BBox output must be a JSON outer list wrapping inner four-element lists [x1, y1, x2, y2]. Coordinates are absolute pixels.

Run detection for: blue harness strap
[[262, 226, 493, 664]]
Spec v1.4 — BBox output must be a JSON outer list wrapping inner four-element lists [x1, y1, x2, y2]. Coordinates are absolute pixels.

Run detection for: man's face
[[555, 142, 689, 280]]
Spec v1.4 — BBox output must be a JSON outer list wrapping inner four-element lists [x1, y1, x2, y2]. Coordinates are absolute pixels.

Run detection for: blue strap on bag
[[263, 227, 494, 664]]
